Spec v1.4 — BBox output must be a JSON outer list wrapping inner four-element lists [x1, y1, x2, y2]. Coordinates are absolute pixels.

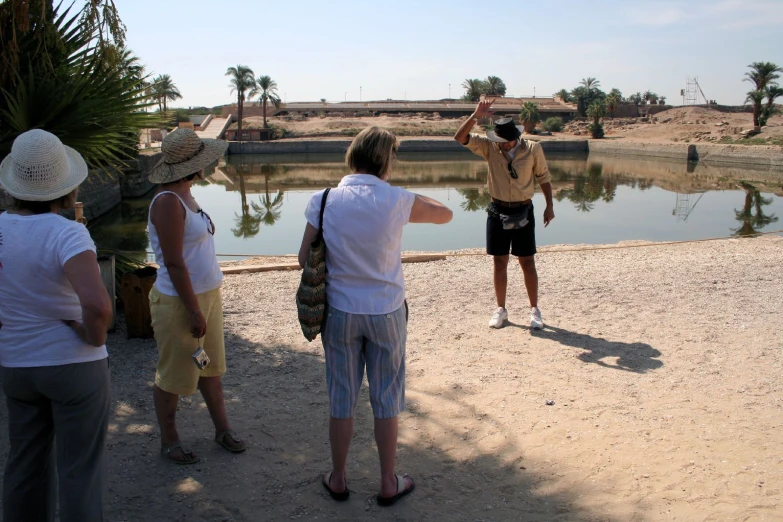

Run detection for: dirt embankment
[[234, 107, 783, 147]]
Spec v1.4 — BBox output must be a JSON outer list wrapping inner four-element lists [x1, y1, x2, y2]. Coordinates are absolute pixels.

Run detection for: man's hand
[[472, 97, 497, 120], [543, 206, 555, 227]]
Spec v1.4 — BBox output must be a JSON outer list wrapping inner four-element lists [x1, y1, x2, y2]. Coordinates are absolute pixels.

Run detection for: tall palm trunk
[[237, 94, 243, 142], [262, 98, 267, 129]]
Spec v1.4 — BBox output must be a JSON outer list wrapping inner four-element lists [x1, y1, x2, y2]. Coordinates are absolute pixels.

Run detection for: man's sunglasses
[[197, 208, 215, 235], [507, 161, 519, 180]]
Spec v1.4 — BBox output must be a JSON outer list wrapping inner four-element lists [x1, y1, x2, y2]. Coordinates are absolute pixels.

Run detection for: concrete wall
[[587, 141, 783, 168]]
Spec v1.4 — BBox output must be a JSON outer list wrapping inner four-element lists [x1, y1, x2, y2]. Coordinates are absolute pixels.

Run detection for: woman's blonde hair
[[345, 126, 398, 179]]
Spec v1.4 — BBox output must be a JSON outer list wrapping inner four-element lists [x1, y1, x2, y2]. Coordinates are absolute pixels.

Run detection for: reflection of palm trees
[[733, 183, 778, 236], [555, 163, 619, 212], [457, 188, 491, 212], [251, 191, 284, 226], [231, 170, 262, 238], [250, 173, 285, 226]]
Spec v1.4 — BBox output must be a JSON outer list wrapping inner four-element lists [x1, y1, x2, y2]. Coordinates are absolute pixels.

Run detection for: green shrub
[[589, 122, 604, 139], [542, 117, 563, 132]]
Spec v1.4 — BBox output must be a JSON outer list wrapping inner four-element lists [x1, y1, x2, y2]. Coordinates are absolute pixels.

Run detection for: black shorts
[[486, 203, 536, 258]]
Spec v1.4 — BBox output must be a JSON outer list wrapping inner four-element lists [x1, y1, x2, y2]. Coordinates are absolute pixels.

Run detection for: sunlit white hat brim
[[0, 144, 88, 202]]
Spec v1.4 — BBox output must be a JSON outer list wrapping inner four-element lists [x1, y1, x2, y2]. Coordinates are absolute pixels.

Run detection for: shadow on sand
[[0, 318, 631, 521], [508, 322, 663, 373]]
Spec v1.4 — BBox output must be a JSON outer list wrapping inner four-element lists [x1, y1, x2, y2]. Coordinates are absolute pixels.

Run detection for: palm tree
[[609, 88, 623, 100], [605, 91, 621, 119], [744, 62, 782, 91], [226, 65, 256, 141], [580, 77, 601, 92], [746, 90, 766, 129], [554, 89, 572, 103], [519, 102, 540, 133], [0, 2, 160, 168], [249, 75, 281, 129], [760, 85, 783, 127], [152, 74, 181, 113], [570, 86, 589, 116], [744, 62, 781, 128], [586, 100, 606, 138], [485, 76, 507, 96], [462, 78, 484, 102]]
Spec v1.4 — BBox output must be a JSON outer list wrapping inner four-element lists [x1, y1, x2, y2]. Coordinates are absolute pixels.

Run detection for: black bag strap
[[317, 188, 331, 238]]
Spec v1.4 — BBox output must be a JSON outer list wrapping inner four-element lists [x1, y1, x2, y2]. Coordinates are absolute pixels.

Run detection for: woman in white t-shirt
[[298, 126, 453, 506], [0, 129, 113, 522]]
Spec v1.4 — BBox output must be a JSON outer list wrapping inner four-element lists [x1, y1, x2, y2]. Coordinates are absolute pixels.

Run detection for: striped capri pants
[[321, 303, 408, 419]]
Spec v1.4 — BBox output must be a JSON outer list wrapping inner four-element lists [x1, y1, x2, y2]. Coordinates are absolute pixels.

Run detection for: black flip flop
[[377, 474, 415, 506], [322, 471, 349, 501]]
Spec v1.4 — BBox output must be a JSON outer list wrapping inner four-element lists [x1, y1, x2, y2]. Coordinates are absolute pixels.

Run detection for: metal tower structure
[[683, 77, 709, 106]]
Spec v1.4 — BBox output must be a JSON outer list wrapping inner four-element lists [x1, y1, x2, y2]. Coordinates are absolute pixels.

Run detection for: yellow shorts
[[149, 286, 226, 395]]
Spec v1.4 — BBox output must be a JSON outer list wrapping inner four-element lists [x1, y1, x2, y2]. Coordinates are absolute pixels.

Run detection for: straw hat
[[0, 129, 88, 201], [486, 117, 524, 143], [149, 128, 228, 184]]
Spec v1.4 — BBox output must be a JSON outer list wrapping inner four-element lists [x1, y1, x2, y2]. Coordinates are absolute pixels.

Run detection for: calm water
[[91, 152, 783, 259]]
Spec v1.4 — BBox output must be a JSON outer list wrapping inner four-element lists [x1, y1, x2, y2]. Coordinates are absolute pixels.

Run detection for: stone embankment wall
[[587, 141, 783, 168]]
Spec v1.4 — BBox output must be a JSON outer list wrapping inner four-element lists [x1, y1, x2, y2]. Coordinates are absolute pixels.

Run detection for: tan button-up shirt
[[464, 134, 552, 202]]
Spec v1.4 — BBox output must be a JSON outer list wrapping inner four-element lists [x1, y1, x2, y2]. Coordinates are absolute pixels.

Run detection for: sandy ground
[[0, 236, 781, 521]]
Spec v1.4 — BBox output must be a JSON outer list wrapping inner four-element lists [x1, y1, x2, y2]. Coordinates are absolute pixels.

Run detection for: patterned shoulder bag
[[296, 188, 331, 341]]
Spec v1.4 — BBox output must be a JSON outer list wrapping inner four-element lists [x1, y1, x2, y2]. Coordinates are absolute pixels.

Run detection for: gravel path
[[1, 236, 780, 521]]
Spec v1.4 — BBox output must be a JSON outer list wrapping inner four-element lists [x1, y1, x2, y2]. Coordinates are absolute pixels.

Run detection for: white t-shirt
[[0, 212, 108, 367], [304, 174, 416, 315]]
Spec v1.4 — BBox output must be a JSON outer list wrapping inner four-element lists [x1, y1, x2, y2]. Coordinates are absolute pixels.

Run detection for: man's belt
[[491, 197, 532, 208]]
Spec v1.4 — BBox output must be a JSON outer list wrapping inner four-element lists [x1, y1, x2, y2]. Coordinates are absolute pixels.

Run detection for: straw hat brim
[[486, 125, 525, 143], [149, 138, 229, 184], [0, 144, 88, 202]]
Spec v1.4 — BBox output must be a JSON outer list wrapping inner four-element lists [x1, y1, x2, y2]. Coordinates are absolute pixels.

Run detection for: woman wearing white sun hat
[[0, 129, 113, 522], [147, 128, 245, 465]]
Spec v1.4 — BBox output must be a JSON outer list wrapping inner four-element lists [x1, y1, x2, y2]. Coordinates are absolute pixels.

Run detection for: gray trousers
[[1, 358, 111, 522]]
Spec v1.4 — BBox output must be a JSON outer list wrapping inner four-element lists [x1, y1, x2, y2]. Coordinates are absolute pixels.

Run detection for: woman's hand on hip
[[190, 310, 207, 338]]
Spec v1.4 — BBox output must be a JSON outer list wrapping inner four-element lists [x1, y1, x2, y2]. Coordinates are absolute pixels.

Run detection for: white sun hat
[[0, 129, 88, 202]]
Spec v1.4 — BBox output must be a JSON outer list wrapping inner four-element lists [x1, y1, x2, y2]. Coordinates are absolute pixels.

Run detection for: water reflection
[[457, 188, 491, 212], [733, 183, 779, 236], [89, 152, 783, 256]]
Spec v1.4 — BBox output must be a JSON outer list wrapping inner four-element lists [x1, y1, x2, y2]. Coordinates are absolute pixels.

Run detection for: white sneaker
[[530, 307, 544, 330], [488, 307, 508, 328]]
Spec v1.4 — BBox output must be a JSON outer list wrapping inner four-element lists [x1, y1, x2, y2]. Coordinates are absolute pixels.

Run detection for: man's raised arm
[[454, 97, 496, 145]]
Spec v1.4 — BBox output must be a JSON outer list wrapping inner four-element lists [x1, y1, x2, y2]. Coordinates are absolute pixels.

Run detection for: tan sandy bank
[[1, 236, 780, 521]]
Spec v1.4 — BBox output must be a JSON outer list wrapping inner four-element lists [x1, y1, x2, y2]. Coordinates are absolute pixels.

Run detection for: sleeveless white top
[[147, 191, 223, 296]]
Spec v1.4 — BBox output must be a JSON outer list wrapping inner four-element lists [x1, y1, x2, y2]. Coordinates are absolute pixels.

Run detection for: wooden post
[[97, 255, 116, 332], [74, 202, 87, 225], [121, 267, 157, 339]]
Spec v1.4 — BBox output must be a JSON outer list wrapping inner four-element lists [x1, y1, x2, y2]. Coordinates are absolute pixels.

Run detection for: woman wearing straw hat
[[147, 128, 245, 464], [0, 129, 113, 521]]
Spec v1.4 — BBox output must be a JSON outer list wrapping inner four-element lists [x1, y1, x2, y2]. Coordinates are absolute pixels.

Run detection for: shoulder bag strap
[[317, 188, 331, 238]]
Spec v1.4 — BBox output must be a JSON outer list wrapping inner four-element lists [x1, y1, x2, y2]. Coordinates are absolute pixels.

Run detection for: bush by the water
[[589, 122, 605, 138], [542, 117, 563, 132]]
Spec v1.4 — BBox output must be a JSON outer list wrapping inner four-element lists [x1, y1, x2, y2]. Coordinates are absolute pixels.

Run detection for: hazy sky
[[117, 0, 782, 108]]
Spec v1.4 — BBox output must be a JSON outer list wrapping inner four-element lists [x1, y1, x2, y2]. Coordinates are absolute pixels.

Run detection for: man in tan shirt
[[454, 97, 555, 330]]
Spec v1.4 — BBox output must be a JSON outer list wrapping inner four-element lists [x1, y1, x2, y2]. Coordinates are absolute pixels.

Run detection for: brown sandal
[[215, 430, 247, 453], [161, 442, 200, 465]]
